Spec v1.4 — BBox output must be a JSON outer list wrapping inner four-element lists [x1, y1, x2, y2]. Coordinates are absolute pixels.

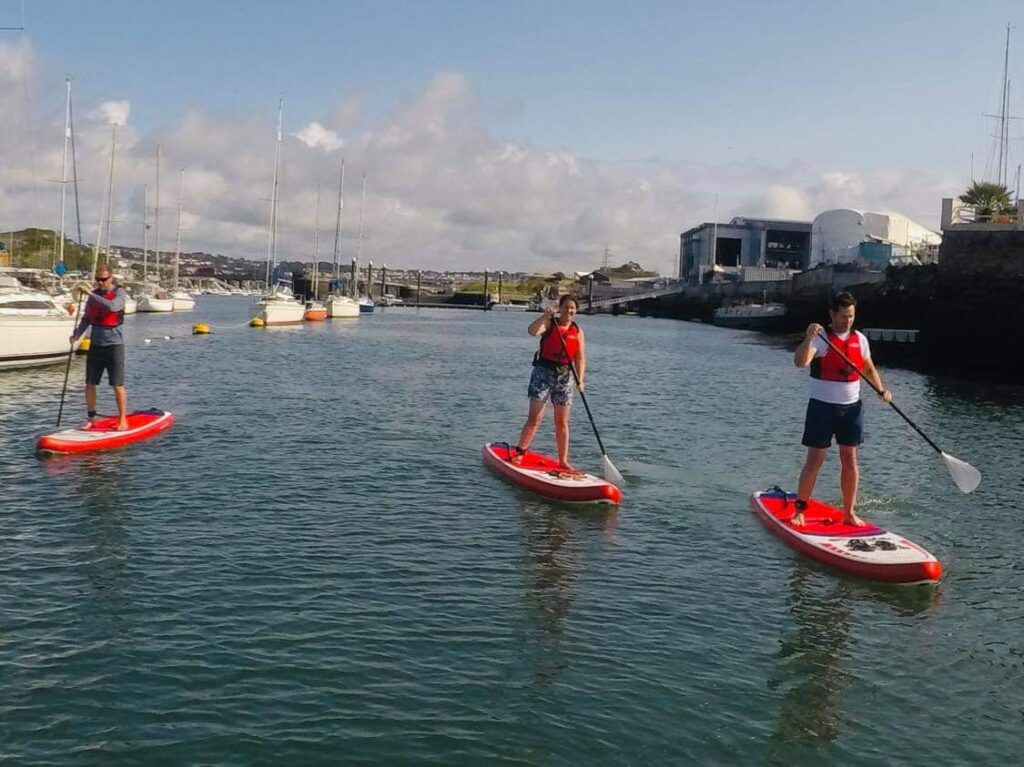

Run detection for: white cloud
[[292, 121, 344, 152], [93, 100, 130, 126], [0, 47, 956, 275]]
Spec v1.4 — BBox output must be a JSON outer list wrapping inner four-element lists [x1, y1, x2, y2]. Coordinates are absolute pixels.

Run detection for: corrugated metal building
[[679, 217, 812, 281]]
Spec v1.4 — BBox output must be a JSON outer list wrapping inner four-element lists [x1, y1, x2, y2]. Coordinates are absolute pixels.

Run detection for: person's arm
[[861, 356, 892, 403], [574, 329, 586, 390], [528, 307, 556, 337], [794, 323, 824, 368], [72, 309, 91, 341]]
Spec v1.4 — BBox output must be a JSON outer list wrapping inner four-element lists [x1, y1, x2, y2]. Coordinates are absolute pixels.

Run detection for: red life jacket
[[536, 320, 580, 367], [85, 287, 124, 328], [810, 330, 863, 382]]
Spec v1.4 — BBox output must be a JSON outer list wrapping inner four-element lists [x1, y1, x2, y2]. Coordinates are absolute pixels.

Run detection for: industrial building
[[679, 217, 812, 281], [810, 209, 941, 267]]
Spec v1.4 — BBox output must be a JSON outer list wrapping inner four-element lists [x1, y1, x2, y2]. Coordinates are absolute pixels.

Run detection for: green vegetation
[[0, 228, 94, 271], [959, 182, 1015, 221], [601, 261, 658, 278]]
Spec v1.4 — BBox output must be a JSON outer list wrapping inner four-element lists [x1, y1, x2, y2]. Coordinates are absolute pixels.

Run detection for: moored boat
[[0, 276, 77, 370]]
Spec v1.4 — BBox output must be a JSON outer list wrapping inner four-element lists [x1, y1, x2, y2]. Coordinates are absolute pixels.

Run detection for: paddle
[[57, 290, 87, 428], [552, 317, 626, 486], [818, 332, 981, 493]]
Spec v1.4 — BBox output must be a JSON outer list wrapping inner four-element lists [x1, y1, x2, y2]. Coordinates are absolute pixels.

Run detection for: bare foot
[[842, 513, 864, 527], [791, 512, 805, 527], [116, 419, 129, 432], [509, 447, 525, 465], [557, 462, 581, 475], [82, 419, 97, 431]]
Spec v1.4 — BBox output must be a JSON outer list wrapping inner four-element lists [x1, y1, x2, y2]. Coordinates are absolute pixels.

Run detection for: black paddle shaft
[[57, 292, 86, 428], [818, 332, 944, 456], [552, 319, 609, 456]]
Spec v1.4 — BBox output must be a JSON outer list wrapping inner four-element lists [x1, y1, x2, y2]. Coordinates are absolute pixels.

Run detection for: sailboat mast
[[154, 143, 161, 285], [92, 124, 116, 274], [58, 77, 71, 269], [174, 168, 184, 291], [103, 125, 117, 260], [312, 184, 321, 301], [142, 184, 148, 282], [332, 158, 345, 283], [355, 174, 366, 263], [998, 23, 1011, 186], [266, 99, 283, 289]]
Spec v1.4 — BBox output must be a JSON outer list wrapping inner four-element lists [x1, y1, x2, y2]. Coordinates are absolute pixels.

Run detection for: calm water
[[2, 297, 1022, 765]]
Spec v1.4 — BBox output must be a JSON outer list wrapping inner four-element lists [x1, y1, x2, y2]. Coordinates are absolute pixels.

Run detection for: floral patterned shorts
[[528, 364, 574, 406]]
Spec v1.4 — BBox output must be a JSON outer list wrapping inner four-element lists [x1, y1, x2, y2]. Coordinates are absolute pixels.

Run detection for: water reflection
[[518, 499, 616, 688], [41, 451, 130, 604], [766, 561, 938, 761]]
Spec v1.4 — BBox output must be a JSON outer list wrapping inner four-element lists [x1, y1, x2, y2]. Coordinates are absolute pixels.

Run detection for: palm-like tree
[[959, 181, 1013, 221]]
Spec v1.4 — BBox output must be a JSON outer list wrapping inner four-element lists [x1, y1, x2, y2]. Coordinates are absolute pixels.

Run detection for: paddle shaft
[[552, 318, 609, 456], [818, 332, 944, 456], [57, 292, 86, 428]]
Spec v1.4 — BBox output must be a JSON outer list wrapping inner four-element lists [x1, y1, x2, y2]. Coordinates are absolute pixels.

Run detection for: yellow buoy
[[249, 316, 266, 328], [76, 337, 91, 354], [192, 322, 211, 335]]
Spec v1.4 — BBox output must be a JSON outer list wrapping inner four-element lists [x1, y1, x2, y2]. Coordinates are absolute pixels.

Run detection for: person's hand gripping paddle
[[554, 321, 625, 486], [819, 333, 981, 493]]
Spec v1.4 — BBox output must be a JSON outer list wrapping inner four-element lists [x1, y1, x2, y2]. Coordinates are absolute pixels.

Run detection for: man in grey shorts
[[70, 265, 129, 430]]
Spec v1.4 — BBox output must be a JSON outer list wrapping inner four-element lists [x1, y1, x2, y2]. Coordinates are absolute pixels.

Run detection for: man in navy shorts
[[70, 265, 129, 430], [792, 292, 891, 527]]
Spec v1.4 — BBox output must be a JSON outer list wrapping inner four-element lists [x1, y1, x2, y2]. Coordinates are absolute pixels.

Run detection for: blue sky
[[2, 0, 1023, 271]]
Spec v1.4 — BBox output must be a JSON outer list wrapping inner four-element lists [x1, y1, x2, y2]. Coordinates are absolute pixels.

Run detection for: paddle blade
[[602, 454, 626, 486], [942, 451, 981, 494]]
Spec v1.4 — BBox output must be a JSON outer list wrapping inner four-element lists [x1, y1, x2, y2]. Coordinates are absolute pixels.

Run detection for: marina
[[2, 3, 1023, 764]]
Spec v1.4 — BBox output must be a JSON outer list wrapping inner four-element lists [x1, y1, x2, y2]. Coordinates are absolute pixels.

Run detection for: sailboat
[[170, 168, 195, 311], [0, 80, 75, 369], [324, 158, 359, 318], [354, 174, 374, 313], [249, 99, 305, 326], [137, 146, 174, 312], [303, 185, 327, 321]]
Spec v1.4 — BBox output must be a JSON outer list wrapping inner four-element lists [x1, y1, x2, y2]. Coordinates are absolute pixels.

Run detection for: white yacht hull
[[325, 296, 360, 318], [172, 294, 196, 311], [249, 298, 305, 326], [137, 295, 175, 312], [0, 315, 76, 369]]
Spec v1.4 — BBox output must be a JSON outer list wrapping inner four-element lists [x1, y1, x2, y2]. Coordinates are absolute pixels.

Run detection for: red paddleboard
[[750, 489, 941, 584], [37, 408, 175, 455], [482, 442, 622, 504]]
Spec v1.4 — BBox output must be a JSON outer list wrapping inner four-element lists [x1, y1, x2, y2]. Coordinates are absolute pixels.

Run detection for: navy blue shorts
[[802, 398, 863, 448], [86, 343, 125, 387]]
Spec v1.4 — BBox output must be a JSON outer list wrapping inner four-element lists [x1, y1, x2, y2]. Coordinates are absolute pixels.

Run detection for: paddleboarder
[[792, 291, 891, 527], [70, 266, 129, 431], [510, 294, 586, 472]]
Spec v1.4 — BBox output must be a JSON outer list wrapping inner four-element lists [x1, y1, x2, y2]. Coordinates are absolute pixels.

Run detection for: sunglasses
[[95, 275, 111, 282]]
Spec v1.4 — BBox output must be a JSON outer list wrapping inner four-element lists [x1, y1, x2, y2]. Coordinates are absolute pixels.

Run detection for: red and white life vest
[[810, 330, 863, 382], [537, 320, 580, 366], [85, 287, 124, 328]]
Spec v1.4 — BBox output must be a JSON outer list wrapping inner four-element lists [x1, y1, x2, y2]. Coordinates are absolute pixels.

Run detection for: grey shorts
[[528, 364, 574, 407], [86, 343, 125, 387]]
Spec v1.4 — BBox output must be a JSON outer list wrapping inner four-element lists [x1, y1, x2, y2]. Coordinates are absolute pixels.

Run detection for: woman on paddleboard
[[792, 291, 891, 527], [509, 294, 586, 472]]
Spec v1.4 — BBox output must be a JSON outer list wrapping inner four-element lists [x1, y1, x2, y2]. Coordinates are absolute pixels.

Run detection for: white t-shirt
[[807, 330, 871, 405]]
